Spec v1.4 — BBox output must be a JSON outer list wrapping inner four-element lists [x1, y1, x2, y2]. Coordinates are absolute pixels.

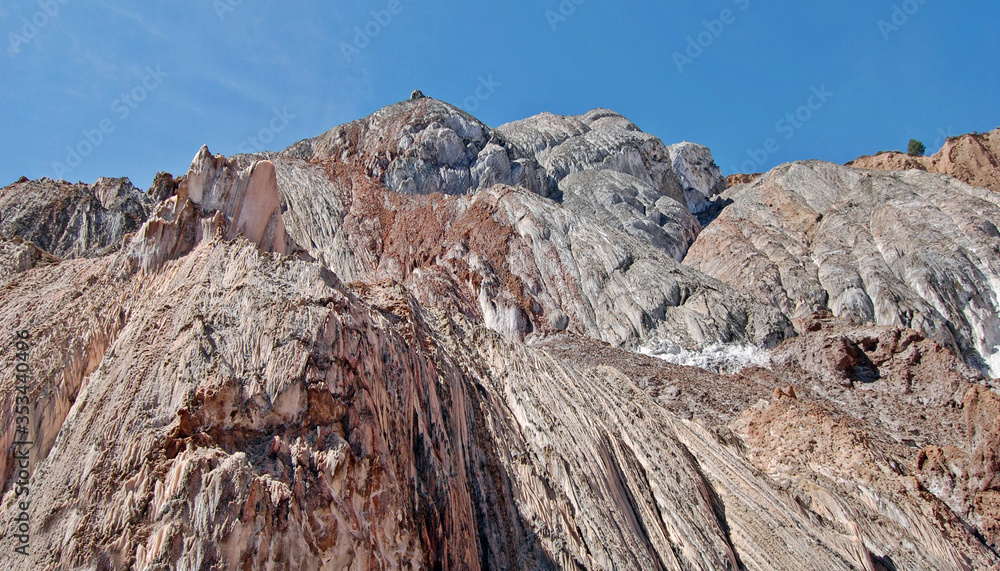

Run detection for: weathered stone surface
[[666, 141, 726, 214], [559, 169, 701, 261], [917, 384, 1000, 549], [540, 315, 1000, 569], [0, 177, 155, 258], [2, 99, 1000, 570], [265, 166, 788, 347], [3, 230, 994, 569], [725, 172, 762, 188], [847, 128, 1000, 192], [685, 160, 1000, 376], [497, 108, 689, 209], [286, 98, 500, 197], [129, 146, 299, 272]]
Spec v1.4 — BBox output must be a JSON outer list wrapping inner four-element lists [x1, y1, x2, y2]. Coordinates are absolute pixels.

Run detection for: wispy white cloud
[[93, 0, 168, 40]]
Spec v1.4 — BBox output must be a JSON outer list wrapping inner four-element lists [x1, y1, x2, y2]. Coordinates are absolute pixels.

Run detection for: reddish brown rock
[[847, 128, 1000, 192]]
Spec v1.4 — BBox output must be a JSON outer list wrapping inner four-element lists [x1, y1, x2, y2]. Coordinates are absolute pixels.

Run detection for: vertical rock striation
[[1, 102, 998, 569]]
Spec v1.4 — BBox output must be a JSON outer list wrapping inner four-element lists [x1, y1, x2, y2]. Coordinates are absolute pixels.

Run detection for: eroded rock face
[[0, 177, 155, 258], [3, 233, 996, 569], [685, 160, 1000, 376], [540, 314, 1000, 569], [559, 169, 701, 261], [130, 146, 298, 272], [245, 101, 793, 348], [265, 164, 788, 348], [2, 98, 1000, 570], [848, 128, 1000, 192], [497, 109, 690, 208], [724, 172, 762, 188], [917, 385, 1000, 549], [666, 141, 727, 213]]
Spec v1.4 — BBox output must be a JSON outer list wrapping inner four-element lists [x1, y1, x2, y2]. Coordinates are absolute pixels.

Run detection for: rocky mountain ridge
[[847, 128, 1000, 192], [1, 97, 998, 569]]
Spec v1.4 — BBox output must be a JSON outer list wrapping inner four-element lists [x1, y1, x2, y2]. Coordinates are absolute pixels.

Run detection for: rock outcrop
[[685, 160, 1000, 376], [847, 128, 1000, 192], [724, 172, 762, 188], [2, 97, 999, 570], [2, 233, 996, 569], [0, 177, 155, 258], [273, 99, 791, 347], [129, 146, 297, 272], [666, 141, 727, 213]]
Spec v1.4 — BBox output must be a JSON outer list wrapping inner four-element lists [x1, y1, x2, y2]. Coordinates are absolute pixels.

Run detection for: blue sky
[[1, 1, 997, 187]]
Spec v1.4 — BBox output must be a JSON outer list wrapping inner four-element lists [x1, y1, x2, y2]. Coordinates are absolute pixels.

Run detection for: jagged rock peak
[[282, 98, 715, 219], [496, 108, 689, 207], [129, 145, 299, 272]]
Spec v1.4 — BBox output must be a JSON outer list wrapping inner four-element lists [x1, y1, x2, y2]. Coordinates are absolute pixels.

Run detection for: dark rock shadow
[[696, 197, 734, 227]]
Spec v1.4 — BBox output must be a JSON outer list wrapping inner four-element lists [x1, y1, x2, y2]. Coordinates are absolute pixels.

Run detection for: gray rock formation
[[1, 227, 994, 568], [685, 160, 1000, 376], [559, 170, 701, 261], [285, 99, 711, 249], [0, 177, 154, 258], [264, 154, 787, 347], [273, 98, 788, 347], [497, 108, 689, 208], [666, 141, 727, 214]]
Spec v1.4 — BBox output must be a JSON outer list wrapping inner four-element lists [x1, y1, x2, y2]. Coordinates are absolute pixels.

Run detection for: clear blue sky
[[1, 1, 997, 187]]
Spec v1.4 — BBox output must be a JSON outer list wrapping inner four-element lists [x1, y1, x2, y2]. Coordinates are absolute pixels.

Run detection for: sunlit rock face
[[666, 141, 727, 214], [685, 160, 1000, 376], [1, 100, 999, 570], [847, 127, 1000, 193], [267, 99, 792, 348]]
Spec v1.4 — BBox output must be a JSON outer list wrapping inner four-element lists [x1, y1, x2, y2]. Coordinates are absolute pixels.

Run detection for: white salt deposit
[[638, 340, 772, 374]]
